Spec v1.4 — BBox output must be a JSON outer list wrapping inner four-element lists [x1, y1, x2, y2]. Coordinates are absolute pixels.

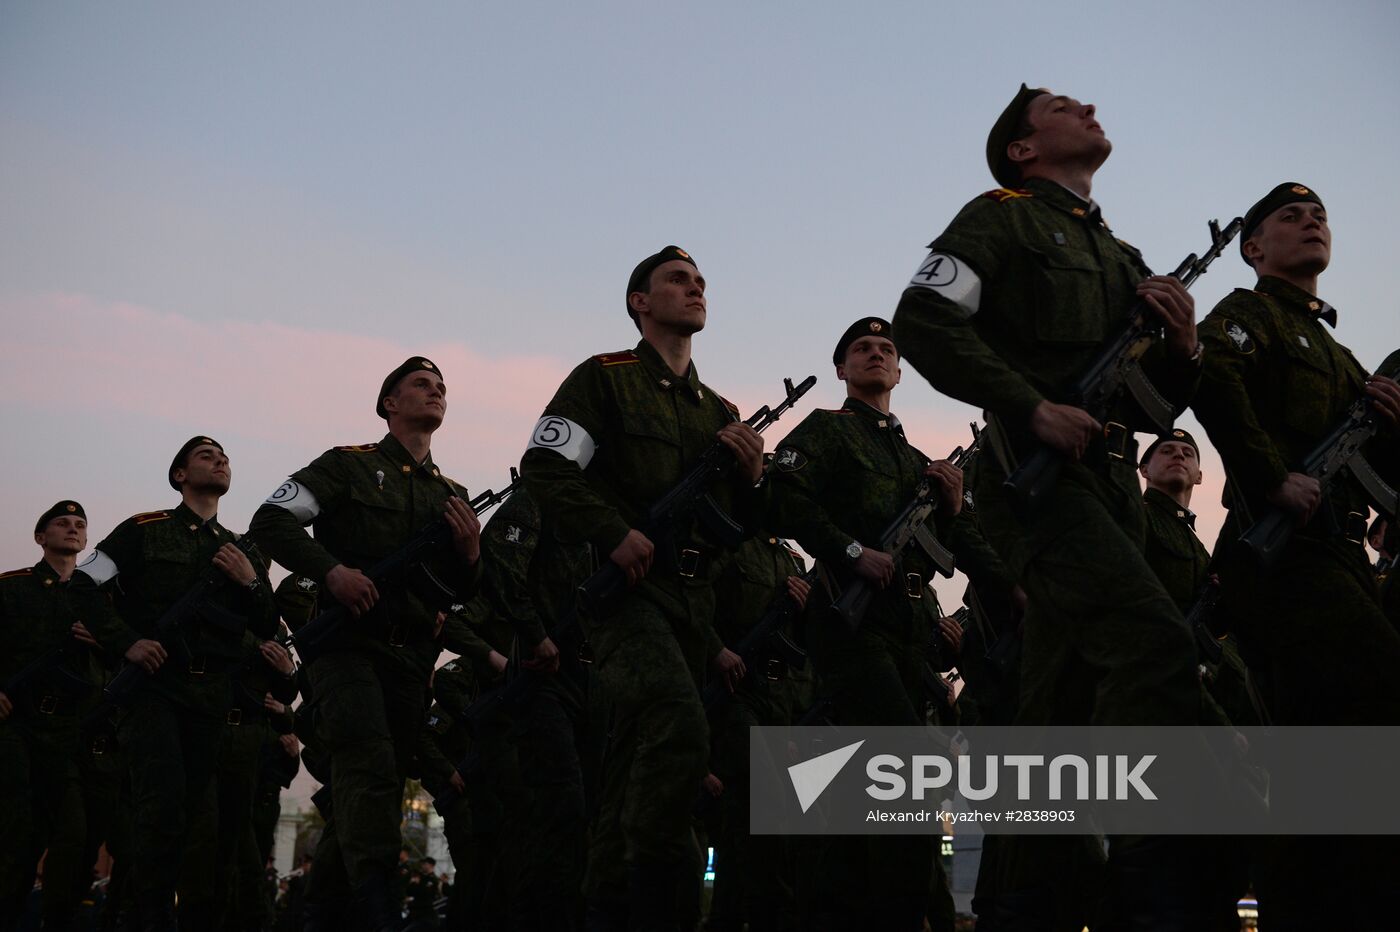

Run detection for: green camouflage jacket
[[249, 432, 483, 674], [1140, 488, 1210, 613], [0, 559, 109, 717], [892, 177, 1200, 467], [1194, 275, 1399, 533], [80, 502, 278, 712]]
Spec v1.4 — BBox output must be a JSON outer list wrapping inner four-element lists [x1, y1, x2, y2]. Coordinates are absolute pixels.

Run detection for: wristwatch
[[845, 541, 864, 562]]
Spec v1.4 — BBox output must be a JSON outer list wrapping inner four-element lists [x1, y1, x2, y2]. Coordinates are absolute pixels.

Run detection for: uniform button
[[44, 577, 54, 586], [768, 537, 777, 545]]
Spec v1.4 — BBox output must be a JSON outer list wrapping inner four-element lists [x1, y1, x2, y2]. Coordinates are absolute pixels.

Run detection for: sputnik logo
[[788, 740, 865, 814]]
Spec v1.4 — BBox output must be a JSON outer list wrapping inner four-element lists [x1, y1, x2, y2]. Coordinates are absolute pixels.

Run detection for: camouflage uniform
[[0, 560, 107, 930], [1193, 273, 1400, 928], [81, 503, 279, 925], [249, 432, 482, 922], [704, 533, 807, 932], [470, 488, 594, 932], [891, 177, 1204, 930], [768, 396, 953, 929], [521, 337, 757, 919], [1194, 275, 1400, 723]]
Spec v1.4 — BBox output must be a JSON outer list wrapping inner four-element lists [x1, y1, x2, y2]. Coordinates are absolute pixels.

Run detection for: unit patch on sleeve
[[1222, 320, 1255, 355]]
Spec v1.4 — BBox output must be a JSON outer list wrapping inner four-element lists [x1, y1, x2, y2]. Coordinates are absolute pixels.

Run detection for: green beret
[[169, 436, 224, 491], [1140, 428, 1199, 467], [833, 317, 895, 366], [987, 83, 1049, 189], [1241, 182, 1324, 261], [377, 357, 444, 419], [35, 500, 85, 535], [626, 245, 698, 320]]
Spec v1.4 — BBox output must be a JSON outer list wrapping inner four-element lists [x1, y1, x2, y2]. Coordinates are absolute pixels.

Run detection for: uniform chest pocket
[[849, 442, 902, 480], [1279, 333, 1336, 438], [142, 527, 198, 568], [1027, 245, 1110, 345], [344, 484, 412, 551], [620, 409, 681, 447]]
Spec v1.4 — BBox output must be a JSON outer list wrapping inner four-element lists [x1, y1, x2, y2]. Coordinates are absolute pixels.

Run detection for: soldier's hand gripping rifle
[[89, 534, 260, 722], [1004, 218, 1244, 517], [921, 605, 971, 708], [283, 471, 521, 661], [829, 423, 981, 633], [1184, 579, 1224, 665], [701, 565, 816, 712], [577, 376, 817, 613], [1240, 349, 1400, 569]]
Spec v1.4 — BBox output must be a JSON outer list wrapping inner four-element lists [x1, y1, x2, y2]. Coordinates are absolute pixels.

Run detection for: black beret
[[625, 246, 698, 317], [1140, 428, 1199, 467], [169, 436, 224, 491], [377, 357, 444, 419], [987, 83, 1049, 189], [35, 500, 85, 535], [833, 317, 895, 366], [1241, 182, 1324, 262]]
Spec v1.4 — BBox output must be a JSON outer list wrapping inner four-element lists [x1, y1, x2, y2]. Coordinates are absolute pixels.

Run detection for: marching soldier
[[521, 246, 762, 929], [1192, 182, 1400, 928], [249, 358, 483, 931], [768, 317, 963, 930], [0, 501, 108, 931], [79, 438, 280, 930], [890, 85, 1207, 929]]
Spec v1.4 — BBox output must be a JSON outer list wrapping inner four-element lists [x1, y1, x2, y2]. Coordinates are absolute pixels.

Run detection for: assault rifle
[[921, 605, 971, 708], [701, 565, 815, 712], [2, 640, 88, 707], [283, 471, 521, 661], [1240, 348, 1400, 569], [1004, 217, 1244, 517], [1184, 579, 1225, 665], [577, 375, 817, 613], [93, 534, 259, 718], [829, 423, 981, 632]]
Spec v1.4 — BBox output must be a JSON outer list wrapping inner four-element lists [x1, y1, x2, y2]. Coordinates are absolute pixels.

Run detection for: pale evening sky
[[3, 2, 1396, 666]]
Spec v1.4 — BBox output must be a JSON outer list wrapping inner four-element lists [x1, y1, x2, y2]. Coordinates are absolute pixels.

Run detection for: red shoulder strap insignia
[[133, 510, 171, 525], [334, 443, 380, 453], [0, 567, 33, 581], [981, 187, 1034, 203], [821, 408, 855, 415], [594, 350, 640, 367]]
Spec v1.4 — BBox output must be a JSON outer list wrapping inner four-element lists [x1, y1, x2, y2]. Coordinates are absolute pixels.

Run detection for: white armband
[[76, 549, 119, 586], [265, 480, 321, 524], [908, 251, 982, 316], [526, 415, 596, 468]]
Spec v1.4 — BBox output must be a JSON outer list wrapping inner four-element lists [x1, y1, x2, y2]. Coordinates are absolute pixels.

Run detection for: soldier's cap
[[1241, 182, 1324, 262], [377, 357, 444, 420], [35, 500, 85, 535], [169, 436, 225, 490], [625, 246, 698, 320], [987, 83, 1050, 189], [1140, 428, 1199, 467], [833, 317, 896, 366]]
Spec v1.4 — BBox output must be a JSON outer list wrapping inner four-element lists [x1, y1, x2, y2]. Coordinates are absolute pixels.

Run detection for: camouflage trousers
[[582, 592, 710, 900], [304, 649, 427, 896], [0, 715, 85, 930]]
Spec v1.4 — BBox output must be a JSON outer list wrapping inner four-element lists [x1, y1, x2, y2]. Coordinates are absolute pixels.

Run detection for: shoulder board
[[719, 395, 741, 417], [593, 350, 640, 367], [820, 408, 855, 415], [982, 188, 1033, 203], [0, 567, 34, 581], [133, 510, 171, 525], [334, 443, 379, 453], [1116, 238, 1142, 254]]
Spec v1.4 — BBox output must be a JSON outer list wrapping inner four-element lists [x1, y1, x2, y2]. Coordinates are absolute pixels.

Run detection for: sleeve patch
[[908, 251, 982, 316], [77, 549, 119, 586], [1221, 319, 1255, 355], [526, 415, 597, 468], [773, 447, 809, 472], [265, 479, 323, 523]]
